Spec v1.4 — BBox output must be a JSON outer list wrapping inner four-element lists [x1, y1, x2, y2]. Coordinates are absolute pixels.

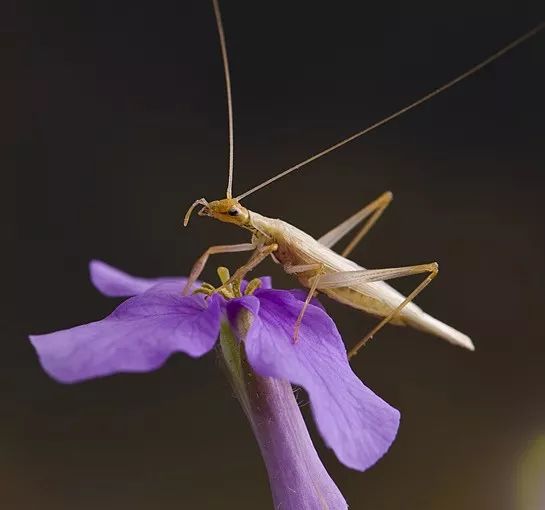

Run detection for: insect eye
[[228, 207, 239, 216]]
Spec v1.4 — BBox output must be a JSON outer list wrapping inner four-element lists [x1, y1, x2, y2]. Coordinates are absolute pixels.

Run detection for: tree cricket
[[183, 1, 544, 359]]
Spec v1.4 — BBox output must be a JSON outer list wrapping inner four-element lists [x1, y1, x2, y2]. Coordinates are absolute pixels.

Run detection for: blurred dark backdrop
[[6, 0, 545, 508]]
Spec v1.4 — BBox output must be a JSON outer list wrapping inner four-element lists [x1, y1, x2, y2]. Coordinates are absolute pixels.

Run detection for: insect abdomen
[[320, 286, 406, 325]]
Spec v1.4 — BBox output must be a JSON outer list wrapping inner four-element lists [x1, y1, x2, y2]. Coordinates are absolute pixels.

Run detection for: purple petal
[[89, 259, 188, 297], [287, 288, 325, 310], [30, 288, 222, 383], [229, 289, 399, 471]]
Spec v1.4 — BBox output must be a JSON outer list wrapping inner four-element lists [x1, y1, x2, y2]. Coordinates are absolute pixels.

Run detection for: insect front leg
[[183, 243, 256, 295], [318, 191, 393, 257], [317, 262, 439, 358], [215, 243, 279, 293]]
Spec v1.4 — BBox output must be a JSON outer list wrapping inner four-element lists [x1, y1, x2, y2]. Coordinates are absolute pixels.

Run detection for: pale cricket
[[183, 0, 543, 359]]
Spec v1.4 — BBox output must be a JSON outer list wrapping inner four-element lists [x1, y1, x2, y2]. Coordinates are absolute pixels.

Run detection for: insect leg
[[317, 263, 436, 288], [183, 243, 256, 295], [317, 262, 438, 358], [317, 191, 393, 257], [284, 263, 322, 274], [284, 263, 326, 342], [215, 243, 279, 292]]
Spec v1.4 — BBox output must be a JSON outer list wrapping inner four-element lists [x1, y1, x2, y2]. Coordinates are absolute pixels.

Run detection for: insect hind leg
[[318, 191, 392, 256], [316, 262, 439, 358], [348, 263, 439, 359]]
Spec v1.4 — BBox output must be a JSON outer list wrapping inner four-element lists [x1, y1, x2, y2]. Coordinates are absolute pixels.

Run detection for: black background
[[7, 0, 545, 508]]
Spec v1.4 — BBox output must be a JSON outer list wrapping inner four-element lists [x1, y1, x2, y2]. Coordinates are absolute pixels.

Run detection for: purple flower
[[30, 260, 400, 508]]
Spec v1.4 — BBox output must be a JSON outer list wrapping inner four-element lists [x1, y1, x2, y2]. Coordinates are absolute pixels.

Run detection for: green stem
[[218, 322, 251, 418]]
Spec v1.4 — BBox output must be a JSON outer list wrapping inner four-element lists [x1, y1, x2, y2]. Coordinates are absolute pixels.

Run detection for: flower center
[[193, 266, 262, 300]]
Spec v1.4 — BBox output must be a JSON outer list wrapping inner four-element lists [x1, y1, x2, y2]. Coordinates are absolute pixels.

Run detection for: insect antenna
[[236, 21, 544, 201], [212, 0, 235, 199]]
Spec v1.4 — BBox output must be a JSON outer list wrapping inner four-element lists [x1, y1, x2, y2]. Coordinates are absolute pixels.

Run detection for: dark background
[[6, 0, 545, 508]]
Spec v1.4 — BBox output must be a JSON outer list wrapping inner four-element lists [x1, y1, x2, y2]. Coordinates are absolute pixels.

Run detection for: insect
[[183, 0, 544, 358]]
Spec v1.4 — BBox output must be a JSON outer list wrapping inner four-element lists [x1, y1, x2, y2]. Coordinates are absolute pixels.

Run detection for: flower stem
[[219, 322, 347, 510]]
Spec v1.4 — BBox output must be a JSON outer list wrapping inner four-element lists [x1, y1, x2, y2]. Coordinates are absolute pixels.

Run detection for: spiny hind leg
[[318, 191, 393, 257], [183, 243, 256, 295], [316, 262, 439, 358], [285, 263, 326, 342]]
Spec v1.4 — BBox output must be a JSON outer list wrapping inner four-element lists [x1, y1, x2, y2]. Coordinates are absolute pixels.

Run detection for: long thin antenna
[[236, 21, 544, 201], [212, 0, 235, 198]]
